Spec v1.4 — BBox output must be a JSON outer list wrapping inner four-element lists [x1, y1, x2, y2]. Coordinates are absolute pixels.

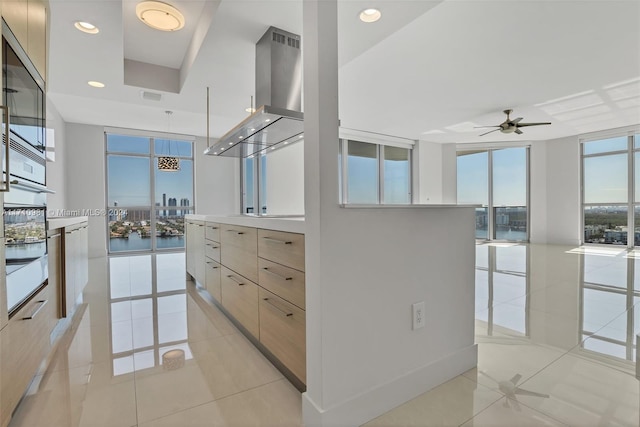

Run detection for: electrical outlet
[[412, 301, 425, 330]]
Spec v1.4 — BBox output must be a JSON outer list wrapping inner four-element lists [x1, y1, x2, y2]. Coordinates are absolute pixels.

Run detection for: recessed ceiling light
[[238, 135, 243, 139], [245, 107, 256, 113], [220, 147, 225, 151], [359, 8, 381, 23], [228, 142, 233, 145], [265, 119, 270, 123], [284, 141, 289, 145], [74, 21, 99, 34], [298, 135, 303, 138], [250, 128, 255, 132], [136, 1, 185, 32], [88, 81, 105, 88]]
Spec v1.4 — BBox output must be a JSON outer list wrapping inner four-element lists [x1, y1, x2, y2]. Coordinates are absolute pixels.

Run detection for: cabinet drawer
[[258, 258, 305, 309], [205, 259, 221, 302], [220, 267, 259, 338], [1, 284, 54, 422], [221, 243, 258, 284], [259, 288, 306, 384], [205, 222, 221, 242], [258, 229, 305, 271], [221, 225, 257, 252], [204, 240, 221, 262]]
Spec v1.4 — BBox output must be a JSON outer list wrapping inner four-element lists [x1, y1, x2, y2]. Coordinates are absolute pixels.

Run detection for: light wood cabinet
[[258, 258, 305, 310], [205, 222, 220, 242], [221, 225, 258, 282], [2, 0, 47, 81], [205, 258, 221, 302], [204, 240, 220, 262], [220, 266, 259, 338], [1, 283, 55, 427], [63, 222, 88, 317], [258, 229, 305, 272], [258, 288, 306, 383]]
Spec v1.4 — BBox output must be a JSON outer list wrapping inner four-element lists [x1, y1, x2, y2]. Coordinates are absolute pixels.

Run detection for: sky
[[107, 134, 193, 207]]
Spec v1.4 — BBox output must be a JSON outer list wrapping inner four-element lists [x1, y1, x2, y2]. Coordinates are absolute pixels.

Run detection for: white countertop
[[48, 216, 89, 229], [186, 214, 305, 234]]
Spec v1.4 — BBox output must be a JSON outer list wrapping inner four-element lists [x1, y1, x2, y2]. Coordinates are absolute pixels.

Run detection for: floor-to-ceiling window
[[457, 146, 529, 241], [582, 133, 640, 247], [106, 133, 194, 253]]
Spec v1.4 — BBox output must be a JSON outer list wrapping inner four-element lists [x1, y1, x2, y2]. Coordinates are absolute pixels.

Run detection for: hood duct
[[204, 26, 303, 157]]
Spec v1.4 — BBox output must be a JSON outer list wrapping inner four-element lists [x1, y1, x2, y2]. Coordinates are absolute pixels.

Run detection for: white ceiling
[[47, 0, 640, 144]]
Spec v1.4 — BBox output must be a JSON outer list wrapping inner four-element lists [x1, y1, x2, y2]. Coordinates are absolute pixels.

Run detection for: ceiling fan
[[476, 109, 551, 136]]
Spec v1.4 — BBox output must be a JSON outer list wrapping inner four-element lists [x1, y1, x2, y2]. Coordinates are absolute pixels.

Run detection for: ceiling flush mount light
[[158, 111, 180, 172], [136, 1, 185, 32], [359, 8, 381, 23], [74, 21, 99, 34], [87, 81, 105, 88]]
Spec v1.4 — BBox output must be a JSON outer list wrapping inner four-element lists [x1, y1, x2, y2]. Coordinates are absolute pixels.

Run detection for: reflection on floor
[[7, 245, 640, 426]]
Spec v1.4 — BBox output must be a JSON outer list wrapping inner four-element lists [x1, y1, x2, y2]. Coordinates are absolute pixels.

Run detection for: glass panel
[[107, 155, 151, 206], [584, 205, 628, 245], [494, 207, 527, 241], [475, 207, 488, 239], [493, 148, 527, 206], [243, 157, 255, 214], [583, 153, 627, 203], [583, 136, 628, 155], [260, 154, 267, 214], [154, 139, 192, 157], [636, 134, 640, 150], [635, 152, 640, 202], [109, 255, 152, 298], [108, 210, 152, 252], [107, 134, 150, 154], [383, 146, 410, 204], [635, 205, 640, 247], [347, 140, 378, 203], [457, 151, 488, 204], [155, 157, 193, 219], [155, 209, 189, 250]]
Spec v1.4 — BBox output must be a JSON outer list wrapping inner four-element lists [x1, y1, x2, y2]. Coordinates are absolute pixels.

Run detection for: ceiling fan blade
[[511, 117, 523, 124], [515, 128, 523, 134], [516, 122, 551, 127], [474, 125, 501, 129], [479, 128, 500, 136]]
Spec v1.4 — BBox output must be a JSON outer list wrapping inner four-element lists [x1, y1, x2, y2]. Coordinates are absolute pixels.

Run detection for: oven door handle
[[0, 105, 9, 192]]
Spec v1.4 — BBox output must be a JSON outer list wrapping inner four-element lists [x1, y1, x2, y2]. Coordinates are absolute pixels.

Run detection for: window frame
[[105, 131, 195, 253], [456, 145, 531, 243], [580, 130, 639, 248], [339, 138, 413, 205]]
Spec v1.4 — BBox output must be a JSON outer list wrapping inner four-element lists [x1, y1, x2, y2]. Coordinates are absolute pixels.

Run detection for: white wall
[[65, 123, 107, 258], [265, 141, 305, 215], [64, 125, 239, 258], [46, 98, 67, 211], [441, 143, 457, 204], [193, 136, 239, 215], [415, 141, 443, 203], [543, 136, 581, 245], [303, 4, 476, 425], [529, 141, 548, 244]]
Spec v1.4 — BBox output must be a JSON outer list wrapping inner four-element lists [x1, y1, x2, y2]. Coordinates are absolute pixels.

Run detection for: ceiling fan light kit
[[476, 109, 551, 136]]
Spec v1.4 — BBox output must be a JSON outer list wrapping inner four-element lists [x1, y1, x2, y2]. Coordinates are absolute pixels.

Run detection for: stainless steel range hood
[[204, 26, 303, 157]]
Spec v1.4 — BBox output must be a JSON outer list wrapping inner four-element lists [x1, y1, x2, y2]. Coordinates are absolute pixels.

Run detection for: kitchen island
[[185, 214, 307, 389]]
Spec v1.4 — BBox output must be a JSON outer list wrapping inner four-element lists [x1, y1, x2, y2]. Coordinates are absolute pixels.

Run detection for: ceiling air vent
[[140, 90, 162, 101]]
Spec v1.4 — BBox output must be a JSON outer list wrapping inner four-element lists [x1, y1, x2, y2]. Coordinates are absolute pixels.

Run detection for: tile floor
[[7, 244, 640, 426]]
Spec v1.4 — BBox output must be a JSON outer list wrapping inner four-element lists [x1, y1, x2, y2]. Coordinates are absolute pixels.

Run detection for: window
[[106, 133, 194, 253], [457, 147, 529, 241], [340, 139, 412, 204], [581, 133, 639, 246]]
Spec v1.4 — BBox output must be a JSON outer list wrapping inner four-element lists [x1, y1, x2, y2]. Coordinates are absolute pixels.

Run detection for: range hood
[[204, 26, 303, 157]]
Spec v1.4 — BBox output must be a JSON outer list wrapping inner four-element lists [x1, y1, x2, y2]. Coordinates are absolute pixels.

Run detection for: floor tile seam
[[135, 378, 288, 426], [555, 334, 637, 378], [454, 391, 519, 426], [456, 394, 572, 427]]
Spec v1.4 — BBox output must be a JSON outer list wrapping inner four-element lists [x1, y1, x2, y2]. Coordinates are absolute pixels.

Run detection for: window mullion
[[488, 150, 494, 240], [378, 144, 384, 204]]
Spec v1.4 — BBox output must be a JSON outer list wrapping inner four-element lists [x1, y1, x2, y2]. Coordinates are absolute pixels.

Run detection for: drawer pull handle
[[262, 237, 292, 245], [206, 262, 219, 269], [227, 229, 244, 235], [206, 244, 219, 248], [262, 267, 292, 281], [22, 300, 48, 320], [208, 226, 219, 230], [227, 275, 244, 285], [263, 298, 293, 317], [196, 224, 204, 227]]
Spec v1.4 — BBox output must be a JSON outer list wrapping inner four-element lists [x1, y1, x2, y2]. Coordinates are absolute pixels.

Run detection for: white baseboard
[[302, 344, 477, 427]]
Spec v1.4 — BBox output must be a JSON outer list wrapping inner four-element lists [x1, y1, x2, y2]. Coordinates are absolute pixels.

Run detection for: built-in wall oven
[[2, 20, 49, 316]]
